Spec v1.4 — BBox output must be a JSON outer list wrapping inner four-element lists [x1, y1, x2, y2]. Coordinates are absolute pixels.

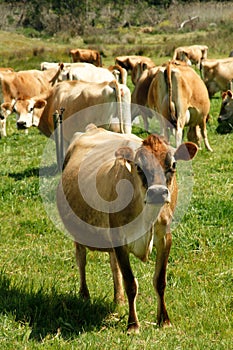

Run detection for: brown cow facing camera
[[56, 124, 198, 333]]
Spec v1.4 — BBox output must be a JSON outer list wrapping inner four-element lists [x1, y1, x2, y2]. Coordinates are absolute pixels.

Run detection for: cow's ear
[[174, 142, 198, 161], [34, 99, 47, 109], [115, 146, 134, 172]]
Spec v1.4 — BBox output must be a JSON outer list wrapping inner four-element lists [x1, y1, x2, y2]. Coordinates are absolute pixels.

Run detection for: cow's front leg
[[74, 242, 90, 299], [114, 246, 139, 333], [153, 231, 172, 326], [109, 251, 125, 304]]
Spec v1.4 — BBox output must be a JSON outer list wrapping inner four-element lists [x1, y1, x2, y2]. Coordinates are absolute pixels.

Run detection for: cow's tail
[[165, 61, 177, 127], [111, 80, 124, 134]]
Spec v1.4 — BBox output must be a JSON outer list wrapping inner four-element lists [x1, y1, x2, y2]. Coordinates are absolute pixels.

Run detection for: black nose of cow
[[146, 185, 170, 205], [0, 114, 4, 120], [17, 121, 27, 129]]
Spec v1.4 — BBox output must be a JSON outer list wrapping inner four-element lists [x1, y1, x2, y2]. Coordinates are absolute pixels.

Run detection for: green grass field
[[0, 27, 233, 349]]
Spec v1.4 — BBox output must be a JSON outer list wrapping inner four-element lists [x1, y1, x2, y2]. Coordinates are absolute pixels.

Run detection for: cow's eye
[[172, 160, 176, 170], [165, 159, 176, 174]]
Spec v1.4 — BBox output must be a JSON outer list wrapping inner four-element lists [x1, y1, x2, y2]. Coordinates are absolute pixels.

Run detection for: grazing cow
[[172, 45, 208, 68], [200, 57, 233, 98], [147, 62, 213, 151], [115, 55, 155, 73], [0, 66, 62, 137], [216, 90, 233, 134], [56, 124, 198, 333], [8, 79, 131, 145], [69, 48, 102, 67]]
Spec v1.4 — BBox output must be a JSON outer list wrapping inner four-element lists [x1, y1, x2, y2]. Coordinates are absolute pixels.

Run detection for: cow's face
[[14, 98, 46, 129], [116, 135, 198, 208], [217, 90, 233, 134], [205, 80, 219, 98]]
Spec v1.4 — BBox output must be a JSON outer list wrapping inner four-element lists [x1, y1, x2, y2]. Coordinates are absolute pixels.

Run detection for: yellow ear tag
[[125, 161, 131, 173]]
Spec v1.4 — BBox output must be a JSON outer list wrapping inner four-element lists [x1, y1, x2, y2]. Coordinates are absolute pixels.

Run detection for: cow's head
[[7, 98, 47, 130], [115, 134, 198, 209], [217, 90, 233, 134]]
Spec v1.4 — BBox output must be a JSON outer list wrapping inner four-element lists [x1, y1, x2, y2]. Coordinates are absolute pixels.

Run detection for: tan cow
[[200, 57, 233, 97], [131, 60, 188, 130], [172, 45, 208, 68], [56, 124, 198, 333], [115, 55, 155, 73], [216, 90, 233, 134], [147, 62, 213, 151], [7, 79, 131, 146], [69, 48, 102, 67], [0, 66, 63, 137]]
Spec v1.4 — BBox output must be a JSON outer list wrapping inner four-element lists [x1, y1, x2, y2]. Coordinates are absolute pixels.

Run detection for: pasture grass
[[0, 26, 233, 349]]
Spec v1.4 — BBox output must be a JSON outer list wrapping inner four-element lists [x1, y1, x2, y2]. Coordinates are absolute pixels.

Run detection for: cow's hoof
[[127, 323, 140, 335], [162, 319, 172, 328]]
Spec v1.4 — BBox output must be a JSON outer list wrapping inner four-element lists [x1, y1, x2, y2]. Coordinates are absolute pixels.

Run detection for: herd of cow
[[1, 45, 232, 333]]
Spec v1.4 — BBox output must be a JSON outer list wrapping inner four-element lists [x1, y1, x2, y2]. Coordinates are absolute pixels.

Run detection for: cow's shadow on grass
[[0, 272, 119, 341], [8, 164, 59, 180]]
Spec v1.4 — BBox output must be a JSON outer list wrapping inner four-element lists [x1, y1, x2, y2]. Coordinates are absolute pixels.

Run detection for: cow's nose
[[17, 121, 27, 129], [0, 114, 5, 120], [145, 185, 170, 205]]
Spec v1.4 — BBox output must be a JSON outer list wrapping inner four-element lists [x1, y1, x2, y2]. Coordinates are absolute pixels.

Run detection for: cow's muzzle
[[17, 121, 27, 129], [145, 185, 170, 205], [0, 114, 4, 120]]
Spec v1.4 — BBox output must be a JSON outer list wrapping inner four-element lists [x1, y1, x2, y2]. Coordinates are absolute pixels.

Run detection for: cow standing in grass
[[56, 124, 198, 333], [147, 61, 213, 151]]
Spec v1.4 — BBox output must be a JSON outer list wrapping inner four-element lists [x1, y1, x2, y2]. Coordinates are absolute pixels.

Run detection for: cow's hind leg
[[109, 251, 125, 304], [74, 242, 90, 299], [114, 246, 139, 333], [153, 231, 172, 327], [199, 119, 213, 152]]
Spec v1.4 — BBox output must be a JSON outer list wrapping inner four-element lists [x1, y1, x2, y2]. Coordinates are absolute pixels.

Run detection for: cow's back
[[57, 127, 141, 247]]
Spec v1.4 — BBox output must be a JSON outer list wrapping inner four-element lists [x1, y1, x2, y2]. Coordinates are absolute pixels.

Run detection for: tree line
[[0, 0, 231, 36]]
